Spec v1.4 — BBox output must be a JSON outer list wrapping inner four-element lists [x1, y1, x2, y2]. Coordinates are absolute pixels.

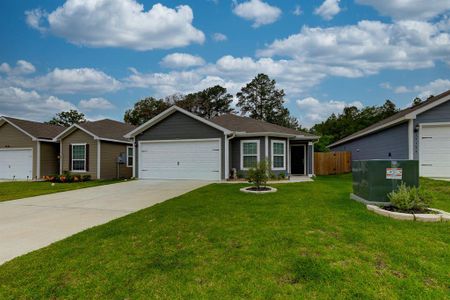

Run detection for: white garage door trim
[[0, 148, 33, 180], [138, 138, 222, 180], [419, 122, 450, 178]]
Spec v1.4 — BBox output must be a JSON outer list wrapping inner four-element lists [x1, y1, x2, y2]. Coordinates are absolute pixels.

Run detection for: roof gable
[[0, 116, 65, 140], [329, 89, 450, 147]]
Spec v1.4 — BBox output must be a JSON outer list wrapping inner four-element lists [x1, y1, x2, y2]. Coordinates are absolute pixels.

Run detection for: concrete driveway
[[0, 180, 208, 265]]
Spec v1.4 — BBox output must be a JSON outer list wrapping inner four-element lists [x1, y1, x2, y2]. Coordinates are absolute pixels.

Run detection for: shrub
[[388, 183, 433, 211], [246, 160, 269, 190], [278, 173, 286, 180], [237, 170, 245, 179], [269, 172, 277, 180], [82, 174, 92, 181]]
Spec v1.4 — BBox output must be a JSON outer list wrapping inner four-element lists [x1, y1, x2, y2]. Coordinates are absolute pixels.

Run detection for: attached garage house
[[125, 106, 319, 180], [55, 119, 136, 180], [0, 117, 64, 180], [329, 90, 450, 178]]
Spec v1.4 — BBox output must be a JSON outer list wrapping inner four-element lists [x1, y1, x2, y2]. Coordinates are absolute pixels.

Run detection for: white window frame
[[71, 143, 87, 172], [240, 140, 260, 170], [271, 139, 286, 170], [126, 146, 134, 167]]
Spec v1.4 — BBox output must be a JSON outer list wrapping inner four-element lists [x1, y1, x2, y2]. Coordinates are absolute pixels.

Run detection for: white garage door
[[420, 124, 450, 177], [139, 139, 221, 180], [0, 149, 33, 180]]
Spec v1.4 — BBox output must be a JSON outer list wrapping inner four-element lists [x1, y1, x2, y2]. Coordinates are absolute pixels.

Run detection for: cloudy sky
[[0, 0, 449, 127]]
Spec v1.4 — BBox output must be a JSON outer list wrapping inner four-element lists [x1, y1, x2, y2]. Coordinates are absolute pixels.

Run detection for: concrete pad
[[0, 180, 208, 265]]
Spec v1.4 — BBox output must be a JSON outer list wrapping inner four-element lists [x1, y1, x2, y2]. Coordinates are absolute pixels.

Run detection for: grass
[[0, 180, 121, 202], [0, 175, 448, 299]]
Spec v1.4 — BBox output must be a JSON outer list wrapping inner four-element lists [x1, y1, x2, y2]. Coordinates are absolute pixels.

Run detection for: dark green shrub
[[269, 172, 277, 180], [237, 170, 245, 179], [246, 160, 269, 190], [82, 174, 92, 181], [278, 172, 286, 180]]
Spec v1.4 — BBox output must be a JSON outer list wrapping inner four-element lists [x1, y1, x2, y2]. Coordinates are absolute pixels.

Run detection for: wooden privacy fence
[[314, 151, 352, 175]]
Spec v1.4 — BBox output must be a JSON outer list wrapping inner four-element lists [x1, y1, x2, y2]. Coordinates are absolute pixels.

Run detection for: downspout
[[225, 132, 236, 180]]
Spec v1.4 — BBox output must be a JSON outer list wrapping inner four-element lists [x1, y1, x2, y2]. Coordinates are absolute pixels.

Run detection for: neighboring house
[[54, 119, 136, 180], [329, 89, 450, 178], [0, 116, 64, 180], [124, 106, 319, 180]]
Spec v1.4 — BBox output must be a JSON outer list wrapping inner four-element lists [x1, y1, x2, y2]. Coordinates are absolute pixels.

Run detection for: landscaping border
[[240, 186, 277, 194], [367, 205, 450, 222]]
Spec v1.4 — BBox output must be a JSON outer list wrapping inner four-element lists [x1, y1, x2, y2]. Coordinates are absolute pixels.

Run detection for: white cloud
[[25, 0, 205, 51], [3, 67, 121, 94], [356, 0, 450, 20], [0, 60, 36, 75], [233, 0, 282, 28], [293, 5, 302, 16], [79, 97, 114, 110], [0, 87, 76, 120], [258, 20, 450, 76], [160, 53, 205, 68], [296, 97, 364, 127], [314, 0, 341, 21], [392, 79, 450, 98], [212, 32, 228, 41]]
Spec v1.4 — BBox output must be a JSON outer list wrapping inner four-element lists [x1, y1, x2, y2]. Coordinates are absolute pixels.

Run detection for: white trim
[[271, 139, 286, 170], [408, 119, 414, 160], [308, 142, 313, 176], [0, 147, 33, 151], [418, 122, 450, 176], [235, 132, 317, 139], [71, 143, 87, 172], [124, 106, 232, 138], [329, 92, 450, 148], [290, 144, 306, 175], [138, 138, 222, 180], [287, 139, 291, 174], [54, 123, 132, 144], [311, 142, 315, 176], [36, 139, 59, 143], [98, 137, 133, 144], [36, 141, 41, 179], [224, 133, 229, 179], [405, 93, 450, 118], [97, 140, 101, 179], [126, 145, 134, 168], [240, 139, 260, 170], [132, 138, 136, 177], [264, 136, 269, 160]]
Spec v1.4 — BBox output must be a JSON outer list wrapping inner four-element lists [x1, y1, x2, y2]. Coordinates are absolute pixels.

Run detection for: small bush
[[388, 183, 433, 211], [269, 172, 277, 180], [82, 174, 92, 181], [237, 170, 245, 179], [246, 160, 269, 190], [278, 173, 286, 180]]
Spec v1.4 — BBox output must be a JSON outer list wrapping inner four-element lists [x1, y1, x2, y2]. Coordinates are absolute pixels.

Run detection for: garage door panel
[[421, 125, 450, 177], [139, 140, 221, 180], [0, 149, 33, 180]]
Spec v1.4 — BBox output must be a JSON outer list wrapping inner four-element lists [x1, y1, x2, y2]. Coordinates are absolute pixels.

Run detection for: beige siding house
[[55, 119, 135, 180], [0, 117, 64, 180]]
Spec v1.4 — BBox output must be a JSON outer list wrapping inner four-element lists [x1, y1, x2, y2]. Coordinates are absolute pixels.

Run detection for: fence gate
[[314, 151, 351, 175]]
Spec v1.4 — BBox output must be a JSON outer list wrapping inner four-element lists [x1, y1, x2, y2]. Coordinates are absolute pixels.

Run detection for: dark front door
[[291, 146, 305, 175]]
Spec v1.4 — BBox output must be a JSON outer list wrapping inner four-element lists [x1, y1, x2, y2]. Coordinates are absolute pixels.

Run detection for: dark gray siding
[[413, 100, 450, 160], [135, 111, 225, 179], [230, 137, 265, 176], [331, 122, 409, 160]]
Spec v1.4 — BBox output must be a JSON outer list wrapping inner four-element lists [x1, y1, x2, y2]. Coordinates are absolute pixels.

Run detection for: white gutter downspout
[[97, 140, 101, 179], [36, 141, 41, 180]]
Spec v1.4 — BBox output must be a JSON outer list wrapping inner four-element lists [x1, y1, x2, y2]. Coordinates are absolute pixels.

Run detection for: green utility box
[[351, 160, 419, 204]]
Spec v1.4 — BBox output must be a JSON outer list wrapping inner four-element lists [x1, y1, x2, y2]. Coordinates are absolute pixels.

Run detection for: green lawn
[[0, 175, 448, 299], [0, 180, 121, 202]]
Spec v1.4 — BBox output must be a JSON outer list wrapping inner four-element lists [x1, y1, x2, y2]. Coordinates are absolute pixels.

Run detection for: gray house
[[329, 90, 450, 178], [125, 106, 319, 180]]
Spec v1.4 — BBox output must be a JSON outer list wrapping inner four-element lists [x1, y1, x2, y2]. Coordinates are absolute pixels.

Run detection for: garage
[[420, 124, 450, 177], [0, 149, 33, 180], [139, 139, 221, 180]]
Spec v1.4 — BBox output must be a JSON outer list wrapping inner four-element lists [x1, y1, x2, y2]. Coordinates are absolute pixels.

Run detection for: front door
[[290, 145, 305, 175]]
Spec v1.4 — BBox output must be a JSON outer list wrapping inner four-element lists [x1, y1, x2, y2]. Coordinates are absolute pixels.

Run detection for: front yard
[[0, 180, 121, 202], [0, 175, 448, 299]]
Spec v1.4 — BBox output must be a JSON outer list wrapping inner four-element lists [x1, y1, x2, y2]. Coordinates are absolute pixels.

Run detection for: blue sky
[[0, 0, 449, 127]]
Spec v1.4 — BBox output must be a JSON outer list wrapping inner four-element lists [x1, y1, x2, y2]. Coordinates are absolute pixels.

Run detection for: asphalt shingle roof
[[2, 117, 65, 140], [211, 114, 317, 138], [78, 119, 136, 142]]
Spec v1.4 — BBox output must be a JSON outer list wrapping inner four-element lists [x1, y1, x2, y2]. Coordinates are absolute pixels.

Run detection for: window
[[72, 144, 86, 171], [241, 140, 259, 170], [127, 146, 133, 167], [271, 140, 286, 170]]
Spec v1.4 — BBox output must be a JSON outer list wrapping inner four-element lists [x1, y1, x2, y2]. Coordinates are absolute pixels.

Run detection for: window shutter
[[86, 144, 90, 172], [68, 144, 72, 171]]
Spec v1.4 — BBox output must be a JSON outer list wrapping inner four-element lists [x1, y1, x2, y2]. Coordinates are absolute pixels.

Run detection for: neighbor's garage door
[[0, 149, 33, 179], [139, 139, 221, 180], [420, 124, 450, 177]]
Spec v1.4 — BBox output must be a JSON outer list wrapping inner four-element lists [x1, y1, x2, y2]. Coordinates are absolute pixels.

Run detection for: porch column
[[308, 141, 314, 177]]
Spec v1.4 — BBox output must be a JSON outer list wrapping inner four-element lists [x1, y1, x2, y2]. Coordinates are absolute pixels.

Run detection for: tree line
[[46, 73, 424, 151]]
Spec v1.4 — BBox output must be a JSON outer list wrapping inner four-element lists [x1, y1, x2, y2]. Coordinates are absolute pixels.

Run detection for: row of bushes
[[42, 172, 91, 183]]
